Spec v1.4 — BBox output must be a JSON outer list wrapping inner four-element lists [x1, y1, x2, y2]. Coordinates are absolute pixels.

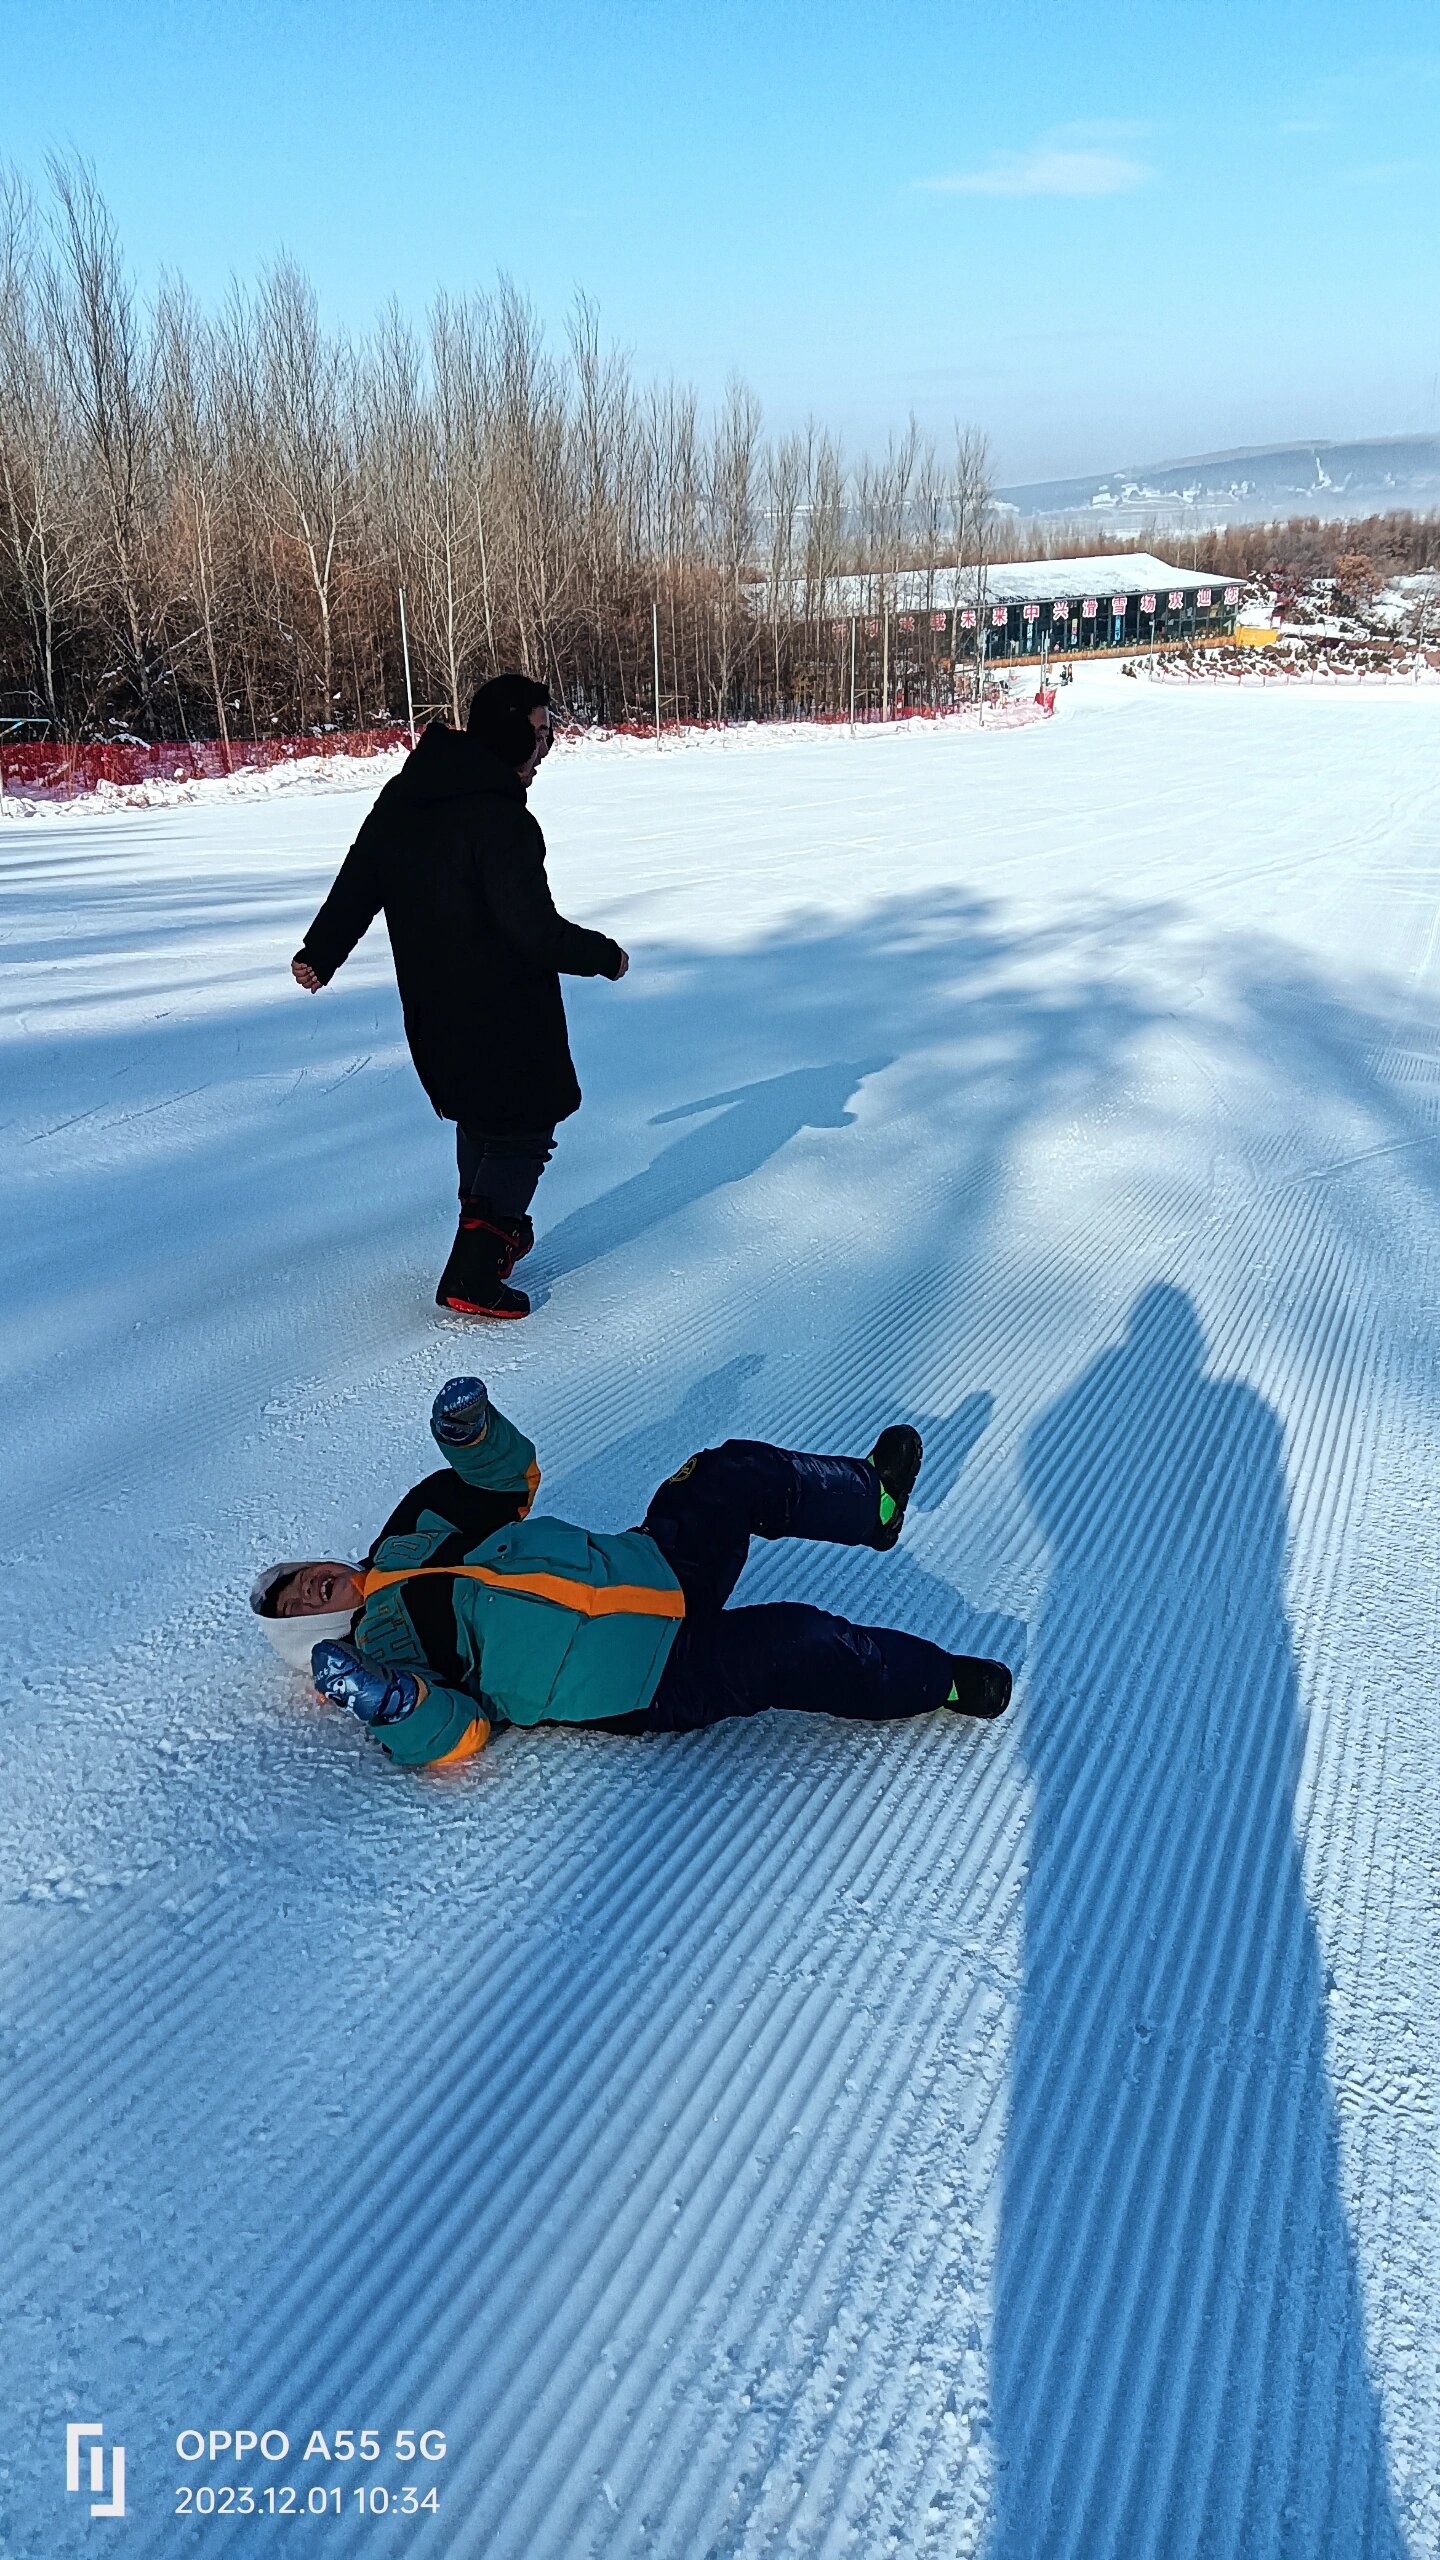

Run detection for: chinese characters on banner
[[1197, 589, 1212, 607], [992, 605, 1008, 626], [1023, 603, 1039, 621], [1167, 590, 1183, 609], [1140, 593, 1157, 613], [1111, 596, 1127, 614], [932, 612, 947, 630], [960, 608, 976, 628], [1082, 598, 1097, 618], [1224, 586, 1240, 604]]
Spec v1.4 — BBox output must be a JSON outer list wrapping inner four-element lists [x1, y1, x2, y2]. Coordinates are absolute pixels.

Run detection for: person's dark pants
[[455, 1126, 556, 1223], [596, 1439, 956, 1735]]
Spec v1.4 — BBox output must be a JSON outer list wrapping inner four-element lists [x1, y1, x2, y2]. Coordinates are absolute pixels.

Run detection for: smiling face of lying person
[[273, 1561, 365, 1618]]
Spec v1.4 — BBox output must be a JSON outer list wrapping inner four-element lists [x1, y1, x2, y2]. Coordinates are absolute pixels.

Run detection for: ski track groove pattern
[[4, 697, 1438, 2559]]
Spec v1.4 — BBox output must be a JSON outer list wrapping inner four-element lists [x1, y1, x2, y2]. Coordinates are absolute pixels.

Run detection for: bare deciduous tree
[[45, 156, 169, 728], [0, 171, 94, 730]]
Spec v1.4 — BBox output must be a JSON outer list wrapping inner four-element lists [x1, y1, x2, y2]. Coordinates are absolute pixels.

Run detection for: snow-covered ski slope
[[3, 673, 1438, 2559]]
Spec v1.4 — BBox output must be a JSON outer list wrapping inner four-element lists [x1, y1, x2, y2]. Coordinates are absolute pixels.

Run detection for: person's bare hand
[[611, 948, 630, 980], [292, 957, 322, 992]]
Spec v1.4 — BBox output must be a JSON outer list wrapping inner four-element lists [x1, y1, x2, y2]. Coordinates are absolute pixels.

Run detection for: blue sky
[[2, 0, 1437, 481]]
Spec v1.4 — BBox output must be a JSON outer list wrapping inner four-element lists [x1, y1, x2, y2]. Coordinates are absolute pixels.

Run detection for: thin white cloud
[[919, 146, 1149, 199]]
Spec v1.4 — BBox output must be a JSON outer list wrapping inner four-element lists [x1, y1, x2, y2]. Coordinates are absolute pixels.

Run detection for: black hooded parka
[[297, 724, 624, 1135]]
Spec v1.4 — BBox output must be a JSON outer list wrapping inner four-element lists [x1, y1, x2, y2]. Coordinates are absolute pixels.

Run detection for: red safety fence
[[0, 727, 409, 801], [600, 696, 1058, 739], [2, 695, 1056, 804]]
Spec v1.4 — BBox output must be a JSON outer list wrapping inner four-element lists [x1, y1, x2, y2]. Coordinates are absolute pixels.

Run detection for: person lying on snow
[[251, 1380, 1012, 1767]]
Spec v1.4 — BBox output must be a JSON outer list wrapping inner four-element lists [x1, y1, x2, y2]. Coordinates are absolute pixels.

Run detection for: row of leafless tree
[[1178, 510, 1440, 583], [9, 162, 1434, 741], [959, 511, 1440, 587], [0, 160, 1005, 740]]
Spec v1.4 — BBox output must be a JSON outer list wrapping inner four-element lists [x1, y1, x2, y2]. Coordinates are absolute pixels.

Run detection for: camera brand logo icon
[[66, 2422, 126, 2519]]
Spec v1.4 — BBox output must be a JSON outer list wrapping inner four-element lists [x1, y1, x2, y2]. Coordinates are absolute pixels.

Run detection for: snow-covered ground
[[3, 671, 1438, 2558]]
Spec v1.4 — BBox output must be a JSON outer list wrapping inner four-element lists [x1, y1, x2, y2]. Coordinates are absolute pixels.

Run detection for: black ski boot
[[868, 1423, 923, 1550], [435, 1200, 531, 1320], [946, 1656, 1012, 1719]]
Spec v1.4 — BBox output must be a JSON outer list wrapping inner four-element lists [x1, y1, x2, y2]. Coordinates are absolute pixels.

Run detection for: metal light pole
[[652, 599, 662, 745], [397, 587, 417, 747], [848, 615, 857, 733]]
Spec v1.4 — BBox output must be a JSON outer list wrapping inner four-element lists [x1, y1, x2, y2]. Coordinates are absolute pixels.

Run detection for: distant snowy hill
[[1001, 434, 1440, 531]]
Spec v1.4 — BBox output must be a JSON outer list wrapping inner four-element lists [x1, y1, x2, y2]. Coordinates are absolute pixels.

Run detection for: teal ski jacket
[[349, 1400, 684, 1767]]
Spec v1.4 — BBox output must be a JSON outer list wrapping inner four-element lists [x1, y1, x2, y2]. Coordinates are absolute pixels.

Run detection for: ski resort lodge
[[756, 553, 1241, 661], [946, 552, 1239, 658]]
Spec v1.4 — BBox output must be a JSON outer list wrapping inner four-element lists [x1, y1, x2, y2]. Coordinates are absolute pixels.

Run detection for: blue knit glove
[[312, 1639, 420, 1727], [431, 1376, 491, 1447]]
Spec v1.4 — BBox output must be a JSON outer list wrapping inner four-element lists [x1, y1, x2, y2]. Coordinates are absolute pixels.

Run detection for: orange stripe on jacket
[[361, 1562, 686, 1621], [430, 1716, 491, 1766]]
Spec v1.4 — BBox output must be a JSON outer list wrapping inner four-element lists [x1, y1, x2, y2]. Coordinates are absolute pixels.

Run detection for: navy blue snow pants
[[455, 1126, 556, 1220], [595, 1439, 956, 1735]]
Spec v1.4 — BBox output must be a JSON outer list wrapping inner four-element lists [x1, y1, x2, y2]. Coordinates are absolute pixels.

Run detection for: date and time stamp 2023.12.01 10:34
[[65, 2423, 451, 2527]]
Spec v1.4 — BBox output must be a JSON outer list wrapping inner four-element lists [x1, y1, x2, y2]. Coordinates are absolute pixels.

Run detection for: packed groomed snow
[[3, 671, 1438, 2558]]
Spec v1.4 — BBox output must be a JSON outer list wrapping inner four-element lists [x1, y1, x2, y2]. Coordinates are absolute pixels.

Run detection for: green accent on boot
[[879, 1489, 898, 1529], [946, 1680, 959, 1704]]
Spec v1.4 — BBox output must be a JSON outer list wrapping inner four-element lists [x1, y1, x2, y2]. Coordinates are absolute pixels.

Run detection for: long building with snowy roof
[[751, 551, 1242, 661]]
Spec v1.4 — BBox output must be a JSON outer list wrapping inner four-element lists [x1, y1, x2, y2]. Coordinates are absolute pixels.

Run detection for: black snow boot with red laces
[[435, 1200, 533, 1320]]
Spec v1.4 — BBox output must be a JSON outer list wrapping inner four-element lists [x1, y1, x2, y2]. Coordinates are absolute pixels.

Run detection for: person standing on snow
[[252, 1378, 1012, 1768], [292, 673, 629, 1320]]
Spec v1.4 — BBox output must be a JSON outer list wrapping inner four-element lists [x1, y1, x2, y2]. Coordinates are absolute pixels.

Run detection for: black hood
[[392, 722, 526, 808]]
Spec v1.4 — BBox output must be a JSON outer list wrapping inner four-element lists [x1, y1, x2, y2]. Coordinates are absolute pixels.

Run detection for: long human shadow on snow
[[990, 1284, 1403, 2559], [530, 1058, 891, 1287]]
